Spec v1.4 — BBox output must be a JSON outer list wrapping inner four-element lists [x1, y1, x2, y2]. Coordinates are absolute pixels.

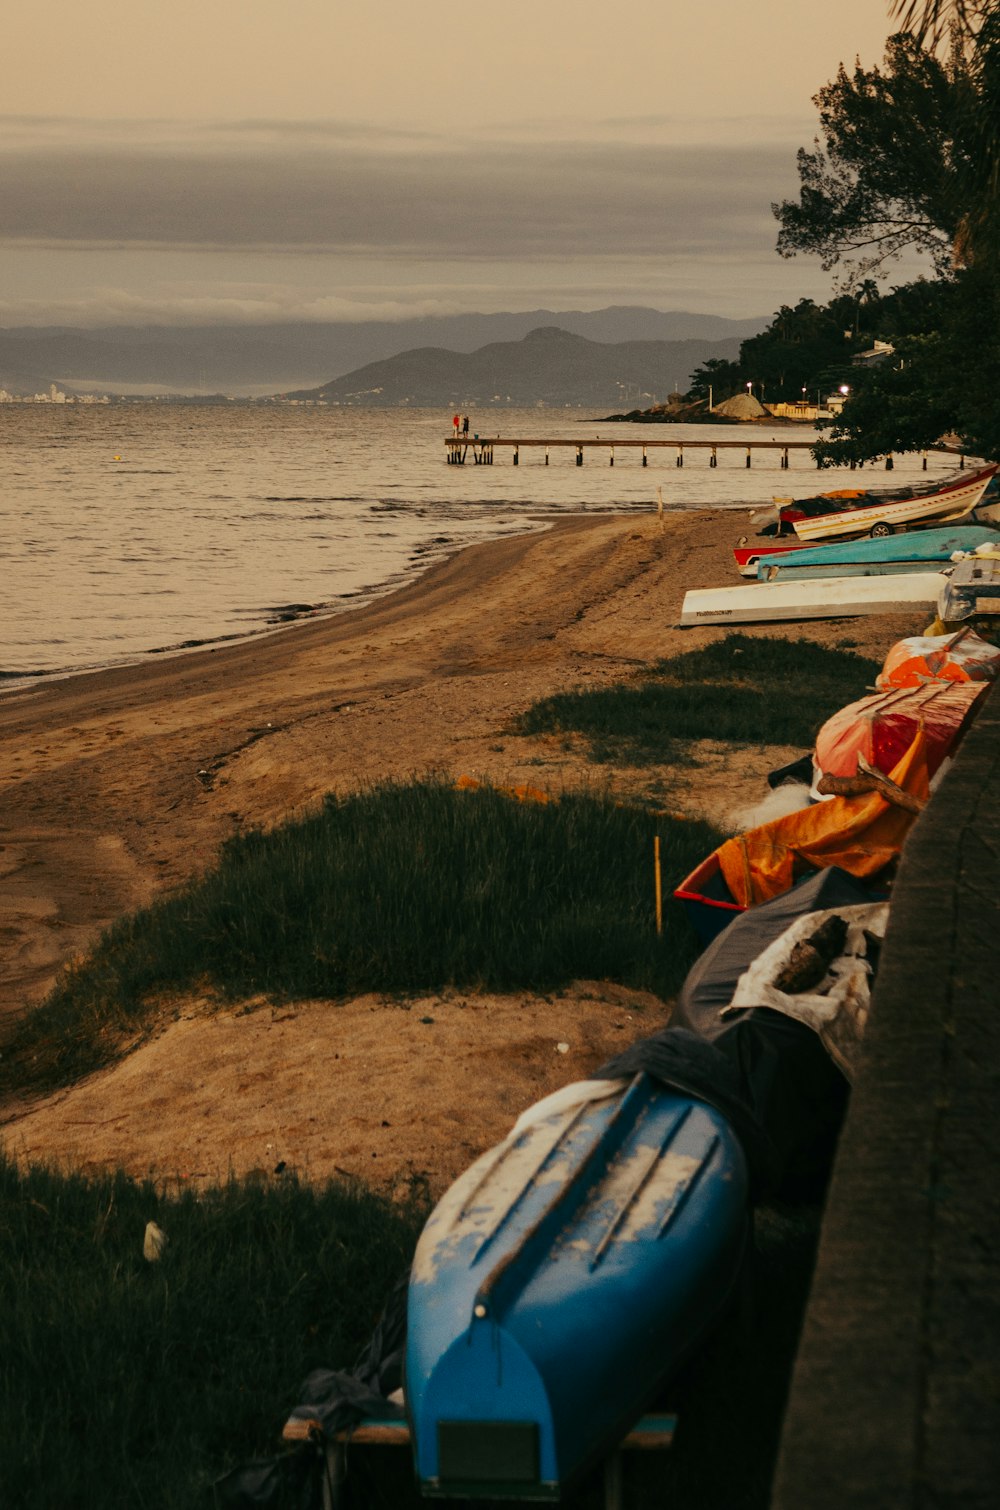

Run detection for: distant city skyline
[[1, 2, 928, 327]]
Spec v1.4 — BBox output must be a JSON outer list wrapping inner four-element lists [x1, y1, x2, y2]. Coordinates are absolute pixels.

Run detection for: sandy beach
[[0, 506, 923, 1195]]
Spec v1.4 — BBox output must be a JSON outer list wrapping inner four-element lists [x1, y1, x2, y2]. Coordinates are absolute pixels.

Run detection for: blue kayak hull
[[405, 1073, 750, 1499]]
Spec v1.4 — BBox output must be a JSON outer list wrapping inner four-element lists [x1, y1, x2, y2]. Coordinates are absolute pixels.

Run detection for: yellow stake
[[654, 834, 663, 936]]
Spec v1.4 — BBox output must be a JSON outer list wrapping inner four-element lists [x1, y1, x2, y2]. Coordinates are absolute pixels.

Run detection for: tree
[[816, 269, 1000, 462], [685, 357, 744, 404], [737, 297, 863, 404], [774, 10, 1000, 460], [773, 32, 977, 276], [890, 1, 993, 48]]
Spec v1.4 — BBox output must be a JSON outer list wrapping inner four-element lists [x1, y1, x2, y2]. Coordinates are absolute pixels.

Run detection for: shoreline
[[0, 504, 927, 1191], [3, 499, 764, 692], [0, 505, 922, 1023]]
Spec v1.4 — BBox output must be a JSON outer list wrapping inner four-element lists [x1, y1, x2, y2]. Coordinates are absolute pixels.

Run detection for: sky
[[0, 1, 917, 328]]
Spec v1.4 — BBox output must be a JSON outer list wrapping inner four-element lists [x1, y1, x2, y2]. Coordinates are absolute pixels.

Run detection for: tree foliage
[[815, 269, 1000, 463], [773, 6, 1000, 461], [773, 32, 978, 275], [891, 1, 993, 48], [686, 356, 744, 404]]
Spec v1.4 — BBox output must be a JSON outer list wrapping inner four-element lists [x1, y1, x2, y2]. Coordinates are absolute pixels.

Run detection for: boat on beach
[[937, 554, 1000, 628], [679, 569, 947, 627], [753, 524, 1000, 582], [813, 682, 987, 785], [405, 1073, 750, 1501], [777, 463, 998, 543]]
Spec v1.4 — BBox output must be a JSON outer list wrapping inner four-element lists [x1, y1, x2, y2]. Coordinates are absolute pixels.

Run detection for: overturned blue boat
[[405, 1071, 751, 1500]]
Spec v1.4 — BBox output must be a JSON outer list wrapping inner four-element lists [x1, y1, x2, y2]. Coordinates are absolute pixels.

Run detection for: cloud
[[0, 133, 798, 261]]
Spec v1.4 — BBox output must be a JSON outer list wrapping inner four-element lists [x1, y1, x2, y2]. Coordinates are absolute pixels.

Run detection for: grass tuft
[[0, 1154, 423, 1509], [517, 633, 881, 763], [3, 780, 722, 1097]]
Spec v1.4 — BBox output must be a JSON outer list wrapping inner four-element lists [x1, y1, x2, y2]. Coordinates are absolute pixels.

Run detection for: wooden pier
[[445, 437, 956, 471]]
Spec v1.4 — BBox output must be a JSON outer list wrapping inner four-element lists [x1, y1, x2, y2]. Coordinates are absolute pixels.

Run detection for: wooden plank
[[282, 1411, 677, 1450]]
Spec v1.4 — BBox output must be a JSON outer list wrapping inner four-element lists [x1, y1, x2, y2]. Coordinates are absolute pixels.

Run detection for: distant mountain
[[282, 325, 746, 408], [0, 306, 767, 396]]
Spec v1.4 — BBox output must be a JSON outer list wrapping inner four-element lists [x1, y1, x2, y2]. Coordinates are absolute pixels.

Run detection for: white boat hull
[[679, 571, 947, 627], [791, 469, 995, 543]]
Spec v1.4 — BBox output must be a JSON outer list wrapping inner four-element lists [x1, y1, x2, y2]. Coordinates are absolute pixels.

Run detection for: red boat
[[732, 538, 810, 577], [813, 682, 987, 783]]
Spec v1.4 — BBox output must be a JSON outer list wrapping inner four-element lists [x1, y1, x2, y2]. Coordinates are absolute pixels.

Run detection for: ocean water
[[0, 405, 950, 684]]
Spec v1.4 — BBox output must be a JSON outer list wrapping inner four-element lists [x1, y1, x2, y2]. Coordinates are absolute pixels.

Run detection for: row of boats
[[265, 472, 1000, 1508], [395, 472, 1000, 1499], [398, 609, 1000, 1500], [682, 462, 1000, 628]]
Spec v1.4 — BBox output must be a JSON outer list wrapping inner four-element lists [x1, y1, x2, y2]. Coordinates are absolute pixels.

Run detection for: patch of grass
[[0, 1154, 423, 1510], [3, 780, 722, 1097], [517, 634, 881, 764]]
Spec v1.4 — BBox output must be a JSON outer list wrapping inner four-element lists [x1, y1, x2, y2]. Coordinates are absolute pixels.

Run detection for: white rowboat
[[678, 571, 947, 627]]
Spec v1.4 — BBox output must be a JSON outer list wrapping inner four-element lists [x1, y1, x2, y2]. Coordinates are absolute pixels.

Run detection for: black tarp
[[671, 866, 882, 1194]]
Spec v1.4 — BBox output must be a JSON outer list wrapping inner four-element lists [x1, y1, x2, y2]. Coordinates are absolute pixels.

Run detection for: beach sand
[[0, 507, 924, 1195]]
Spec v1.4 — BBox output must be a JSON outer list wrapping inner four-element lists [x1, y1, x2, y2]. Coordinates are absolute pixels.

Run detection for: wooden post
[[609, 446, 614, 466], [710, 447, 717, 468], [676, 445, 683, 468], [642, 445, 647, 467], [654, 835, 663, 936], [782, 448, 789, 470], [321, 1440, 348, 1510], [604, 1450, 624, 1510], [885, 454, 894, 470], [576, 445, 583, 466], [922, 451, 928, 471], [745, 446, 752, 468], [545, 446, 549, 466], [513, 445, 519, 466]]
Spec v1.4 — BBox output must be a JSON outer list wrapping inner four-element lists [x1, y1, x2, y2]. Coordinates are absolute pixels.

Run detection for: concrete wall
[[771, 678, 1000, 1510]]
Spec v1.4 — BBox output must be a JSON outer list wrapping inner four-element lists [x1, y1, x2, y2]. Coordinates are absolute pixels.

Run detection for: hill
[[282, 325, 745, 407], [0, 307, 765, 398]]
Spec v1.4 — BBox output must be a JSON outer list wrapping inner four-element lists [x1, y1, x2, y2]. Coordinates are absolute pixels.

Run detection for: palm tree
[[890, 2, 993, 47]]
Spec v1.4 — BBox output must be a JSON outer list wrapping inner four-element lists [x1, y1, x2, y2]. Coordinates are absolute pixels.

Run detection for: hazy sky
[[1, 1, 916, 327]]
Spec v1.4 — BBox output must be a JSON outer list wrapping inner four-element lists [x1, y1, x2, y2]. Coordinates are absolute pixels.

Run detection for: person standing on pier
[[462, 414, 470, 437], [452, 413, 460, 435]]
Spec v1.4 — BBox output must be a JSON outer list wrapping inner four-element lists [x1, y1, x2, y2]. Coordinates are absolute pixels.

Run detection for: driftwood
[[815, 757, 926, 815], [773, 915, 849, 994]]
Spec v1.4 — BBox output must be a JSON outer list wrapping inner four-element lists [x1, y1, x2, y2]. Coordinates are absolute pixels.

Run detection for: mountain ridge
[[282, 325, 744, 408], [0, 306, 767, 396]]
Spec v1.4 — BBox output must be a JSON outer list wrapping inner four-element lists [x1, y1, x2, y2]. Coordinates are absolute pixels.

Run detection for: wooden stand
[[282, 1410, 677, 1509]]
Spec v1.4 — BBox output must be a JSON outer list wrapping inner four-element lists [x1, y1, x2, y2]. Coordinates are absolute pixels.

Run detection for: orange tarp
[[455, 774, 551, 804], [716, 729, 930, 909], [877, 629, 1000, 689]]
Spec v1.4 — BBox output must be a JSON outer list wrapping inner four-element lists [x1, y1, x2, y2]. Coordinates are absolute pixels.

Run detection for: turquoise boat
[[405, 1073, 750, 1500], [755, 525, 998, 581]]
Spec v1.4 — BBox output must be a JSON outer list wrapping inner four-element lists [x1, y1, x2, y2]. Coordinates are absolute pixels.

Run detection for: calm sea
[[0, 405, 948, 685]]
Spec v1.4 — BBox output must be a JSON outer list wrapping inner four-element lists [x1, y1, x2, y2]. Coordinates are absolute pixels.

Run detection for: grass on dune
[[0, 1153, 423, 1510], [3, 779, 723, 1097], [517, 633, 882, 764]]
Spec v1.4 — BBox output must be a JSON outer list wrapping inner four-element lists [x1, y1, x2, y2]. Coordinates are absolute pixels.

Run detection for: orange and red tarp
[[877, 629, 1000, 689], [715, 729, 930, 909], [814, 681, 985, 782]]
